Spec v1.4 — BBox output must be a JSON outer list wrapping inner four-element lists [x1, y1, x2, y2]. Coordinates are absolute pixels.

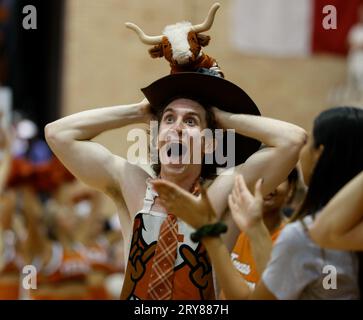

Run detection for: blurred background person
[[70, 185, 125, 300]]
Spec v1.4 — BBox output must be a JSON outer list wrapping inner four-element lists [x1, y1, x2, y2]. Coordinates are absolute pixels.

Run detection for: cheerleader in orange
[[31, 242, 90, 300], [76, 237, 114, 300], [72, 187, 122, 299], [20, 186, 90, 300]]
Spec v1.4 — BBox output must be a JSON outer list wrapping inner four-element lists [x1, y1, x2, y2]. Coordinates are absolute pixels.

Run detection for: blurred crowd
[[0, 112, 125, 300]]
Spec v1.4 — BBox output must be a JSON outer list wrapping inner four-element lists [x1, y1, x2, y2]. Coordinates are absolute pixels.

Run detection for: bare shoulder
[[110, 156, 152, 216]]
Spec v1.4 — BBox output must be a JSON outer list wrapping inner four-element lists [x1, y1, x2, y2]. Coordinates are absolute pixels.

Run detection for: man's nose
[[172, 118, 185, 134]]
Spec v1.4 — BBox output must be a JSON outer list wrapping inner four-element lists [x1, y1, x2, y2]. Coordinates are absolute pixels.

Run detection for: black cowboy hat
[[141, 70, 261, 168]]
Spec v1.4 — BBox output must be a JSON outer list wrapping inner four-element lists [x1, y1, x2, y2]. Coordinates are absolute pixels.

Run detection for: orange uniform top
[[0, 261, 21, 300], [1, 258, 20, 274], [30, 242, 90, 300], [75, 240, 115, 300], [37, 246, 89, 284], [231, 225, 284, 289], [76, 240, 115, 274]]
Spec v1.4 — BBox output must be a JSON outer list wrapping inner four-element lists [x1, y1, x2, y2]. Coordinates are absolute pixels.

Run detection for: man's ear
[[197, 34, 211, 47], [148, 44, 164, 58]]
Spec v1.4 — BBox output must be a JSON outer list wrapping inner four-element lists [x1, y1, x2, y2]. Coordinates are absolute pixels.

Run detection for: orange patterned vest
[[120, 181, 215, 300]]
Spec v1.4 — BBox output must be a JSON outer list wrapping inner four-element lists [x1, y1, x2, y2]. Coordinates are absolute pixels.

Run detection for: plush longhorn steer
[[125, 2, 223, 76]]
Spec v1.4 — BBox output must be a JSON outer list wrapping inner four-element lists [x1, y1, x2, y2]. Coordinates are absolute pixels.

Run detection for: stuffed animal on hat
[[125, 2, 224, 77]]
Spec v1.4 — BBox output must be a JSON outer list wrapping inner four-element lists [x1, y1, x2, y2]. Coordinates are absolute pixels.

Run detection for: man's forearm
[[215, 110, 306, 148], [212, 110, 306, 199], [46, 100, 150, 142], [43, 100, 151, 194]]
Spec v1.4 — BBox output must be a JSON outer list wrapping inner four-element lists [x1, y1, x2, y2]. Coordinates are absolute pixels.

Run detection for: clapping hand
[[228, 175, 264, 233], [151, 179, 217, 229]]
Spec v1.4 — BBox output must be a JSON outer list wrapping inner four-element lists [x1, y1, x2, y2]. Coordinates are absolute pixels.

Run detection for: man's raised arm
[[209, 109, 306, 217], [45, 99, 151, 196]]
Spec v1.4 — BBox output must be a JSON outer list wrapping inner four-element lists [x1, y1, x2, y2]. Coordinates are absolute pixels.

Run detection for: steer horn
[[191, 2, 221, 33], [125, 22, 163, 45]]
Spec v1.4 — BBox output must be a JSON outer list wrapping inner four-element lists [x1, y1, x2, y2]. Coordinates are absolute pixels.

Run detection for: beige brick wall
[[61, 0, 347, 213]]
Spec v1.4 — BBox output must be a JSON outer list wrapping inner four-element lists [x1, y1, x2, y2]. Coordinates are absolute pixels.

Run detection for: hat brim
[[141, 72, 261, 167]]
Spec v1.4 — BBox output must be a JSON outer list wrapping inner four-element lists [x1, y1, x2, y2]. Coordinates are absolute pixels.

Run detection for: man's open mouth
[[166, 142, 188, 159]]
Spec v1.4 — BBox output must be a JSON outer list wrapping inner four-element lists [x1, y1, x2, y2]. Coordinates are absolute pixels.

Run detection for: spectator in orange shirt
[[228, 168, 299, 291]]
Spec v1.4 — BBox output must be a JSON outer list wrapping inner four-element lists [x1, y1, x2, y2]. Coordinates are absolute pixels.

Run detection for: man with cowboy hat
[[45, 67, 306, 300], [44, 4, 306, 299]]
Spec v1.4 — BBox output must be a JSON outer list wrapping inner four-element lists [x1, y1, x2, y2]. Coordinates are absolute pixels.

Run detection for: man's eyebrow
[[163, 108, 202, 121], [163, 107, 174, 114], [185, 112, 202, 121]]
